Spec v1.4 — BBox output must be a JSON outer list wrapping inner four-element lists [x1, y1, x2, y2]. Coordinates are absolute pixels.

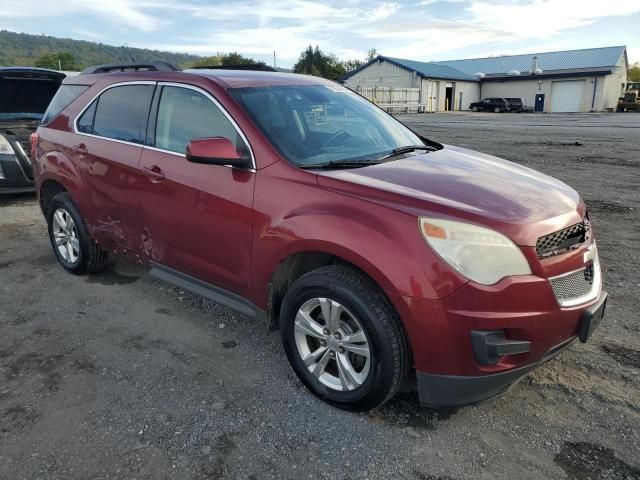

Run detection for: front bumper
[[0, 153, 34, 193], [417, 289, 606, 408], [388, 256, 606, 407], [417, 335, 578, 408]]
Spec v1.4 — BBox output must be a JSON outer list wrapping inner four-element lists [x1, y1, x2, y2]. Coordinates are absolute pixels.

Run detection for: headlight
[[0, 135, 14, 155], [419, 217, 532, 285]]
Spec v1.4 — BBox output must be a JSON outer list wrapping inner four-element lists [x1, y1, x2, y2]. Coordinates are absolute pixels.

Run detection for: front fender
[[251, 164, 467, 310]]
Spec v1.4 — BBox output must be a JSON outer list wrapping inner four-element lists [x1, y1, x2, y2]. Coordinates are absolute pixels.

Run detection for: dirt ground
[[0, 112, 639, 480]]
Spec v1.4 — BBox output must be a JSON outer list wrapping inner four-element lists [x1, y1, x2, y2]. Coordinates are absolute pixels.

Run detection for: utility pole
[[273, 51, 276, 69], [58, 59, 62, 71]]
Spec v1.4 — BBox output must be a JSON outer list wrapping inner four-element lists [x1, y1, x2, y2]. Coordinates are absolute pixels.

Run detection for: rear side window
[[154, 86, 247, 155], [41, 85, 89, 124], [77, 100, 96, 133], [91, 85, 154, 144]]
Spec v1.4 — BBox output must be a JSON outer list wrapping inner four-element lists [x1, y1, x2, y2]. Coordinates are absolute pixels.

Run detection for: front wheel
[[280, 265, 409, 411], [471, 106, 479, 112]]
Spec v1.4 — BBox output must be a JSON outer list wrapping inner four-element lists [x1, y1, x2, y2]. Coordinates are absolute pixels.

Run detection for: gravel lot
[[1, 112, 639, 480]]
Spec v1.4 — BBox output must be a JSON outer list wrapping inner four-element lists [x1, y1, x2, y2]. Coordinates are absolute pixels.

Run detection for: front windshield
[[229, 84, 423, 167]]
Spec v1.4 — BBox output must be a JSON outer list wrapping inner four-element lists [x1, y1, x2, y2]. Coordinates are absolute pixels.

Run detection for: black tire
[[46, 192, 108, 275], [279, 265, 409, 411], [471, 106, 478, 112], [494, 107, 502, 113]]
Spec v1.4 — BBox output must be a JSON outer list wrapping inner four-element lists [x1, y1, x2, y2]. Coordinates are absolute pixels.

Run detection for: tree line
[[292, 46, 377, 80], [0, 30, 200, 69], [0, 30, 378, 79]]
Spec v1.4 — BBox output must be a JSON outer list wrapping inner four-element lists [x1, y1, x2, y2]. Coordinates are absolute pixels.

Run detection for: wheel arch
[[265, 246, 400, 330], [37, 150, 87, 216], [39, 179, 69, 216]]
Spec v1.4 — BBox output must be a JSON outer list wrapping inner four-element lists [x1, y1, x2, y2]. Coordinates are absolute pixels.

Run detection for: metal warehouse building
[[342, 46, 628, 113]]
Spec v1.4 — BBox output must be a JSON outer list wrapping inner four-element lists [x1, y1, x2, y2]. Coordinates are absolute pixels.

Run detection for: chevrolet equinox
[[32, 62, 607, 411]]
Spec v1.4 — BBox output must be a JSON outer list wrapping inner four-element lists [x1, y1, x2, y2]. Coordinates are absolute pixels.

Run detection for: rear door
[[73, 82, 155, 254], [138, 83, 255, 298]]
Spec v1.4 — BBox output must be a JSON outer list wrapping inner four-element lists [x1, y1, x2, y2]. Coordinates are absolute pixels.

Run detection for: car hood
[[315, 145, 584, 246]]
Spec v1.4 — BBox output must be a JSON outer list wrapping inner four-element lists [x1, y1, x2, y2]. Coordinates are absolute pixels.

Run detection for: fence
[[350, 86, 426, 114]]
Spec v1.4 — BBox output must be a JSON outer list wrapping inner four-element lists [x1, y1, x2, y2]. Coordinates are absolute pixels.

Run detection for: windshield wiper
[[298, 160, 384, 170], [378, 144, 434, 160]]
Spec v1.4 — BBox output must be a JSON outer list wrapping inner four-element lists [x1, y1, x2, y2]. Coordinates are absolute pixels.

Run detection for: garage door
[[551, 80, 586, 112]]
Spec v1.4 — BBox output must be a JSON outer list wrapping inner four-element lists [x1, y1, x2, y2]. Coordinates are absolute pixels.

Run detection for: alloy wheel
[[293, 297, 371, 391], [52, 208, 80, 264]]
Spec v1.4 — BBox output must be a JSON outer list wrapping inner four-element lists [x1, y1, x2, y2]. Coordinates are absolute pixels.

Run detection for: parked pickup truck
[[470, 97, 526, 113]]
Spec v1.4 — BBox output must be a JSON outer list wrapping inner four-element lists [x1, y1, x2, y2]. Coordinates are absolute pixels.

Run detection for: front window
[[229, 84, 423, 167], [154, 86, 248, 157]]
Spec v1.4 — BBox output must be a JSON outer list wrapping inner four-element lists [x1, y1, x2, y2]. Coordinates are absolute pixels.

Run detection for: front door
[[138, 84, 255, 299], [534, 93, 545, 112]]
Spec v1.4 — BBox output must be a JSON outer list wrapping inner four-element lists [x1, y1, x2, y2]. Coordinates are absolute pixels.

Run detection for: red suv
[[32, 62, 607, 411]]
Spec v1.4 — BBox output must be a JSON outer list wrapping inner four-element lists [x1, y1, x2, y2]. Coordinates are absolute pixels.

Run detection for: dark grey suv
[[0, 67, 65, 193]]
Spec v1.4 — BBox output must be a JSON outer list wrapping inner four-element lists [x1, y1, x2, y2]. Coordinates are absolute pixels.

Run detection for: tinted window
[[77, 100, 96, 133], [93, 85, 154, 144], [155, 86, 247, 155], [41, 85, 88, 124]]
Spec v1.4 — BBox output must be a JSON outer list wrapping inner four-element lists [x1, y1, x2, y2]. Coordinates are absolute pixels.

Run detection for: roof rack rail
[[80, 61, 179, 75], [189, 64, 277, 72]]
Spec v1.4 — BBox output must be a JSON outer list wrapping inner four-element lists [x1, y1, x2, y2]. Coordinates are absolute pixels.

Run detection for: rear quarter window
[[77, 100, 97, 134], [41, 85, 89, 125]]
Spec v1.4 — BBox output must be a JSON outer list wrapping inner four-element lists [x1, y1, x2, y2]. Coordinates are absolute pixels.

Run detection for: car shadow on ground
[[369, 391, 456, 430], [0, 192, 36, 206]]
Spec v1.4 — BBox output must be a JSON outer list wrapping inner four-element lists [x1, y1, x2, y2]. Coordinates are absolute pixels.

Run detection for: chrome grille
[[548, 244, 601, 307], [536, 221, 588, 258], [550, 264, 594, 302]]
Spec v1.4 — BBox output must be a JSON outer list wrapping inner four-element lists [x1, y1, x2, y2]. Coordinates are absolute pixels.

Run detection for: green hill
[[0, 30, 203, 70]]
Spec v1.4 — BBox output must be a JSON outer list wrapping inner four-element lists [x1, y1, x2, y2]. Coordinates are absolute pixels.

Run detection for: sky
[[1, 0, 638, 67]]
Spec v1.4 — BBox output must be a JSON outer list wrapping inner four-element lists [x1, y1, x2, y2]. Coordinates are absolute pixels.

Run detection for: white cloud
[[367, 3, 400, 21], [0, 0, 165, 31], [627, 45, 640, 64], [417, 0, 467, 5], [71, 28, 106, 40], [467, 0, 640, 38], [1, 0, 637, 66]]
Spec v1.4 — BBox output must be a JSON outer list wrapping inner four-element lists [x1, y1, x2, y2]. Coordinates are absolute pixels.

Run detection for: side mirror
[[186, 137, 250, 168]]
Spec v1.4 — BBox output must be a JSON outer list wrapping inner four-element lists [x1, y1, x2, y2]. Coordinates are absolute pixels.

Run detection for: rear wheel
[[47, 193, 108, 274], [280, 265, 409, 411], [494, 107, 502, 113]]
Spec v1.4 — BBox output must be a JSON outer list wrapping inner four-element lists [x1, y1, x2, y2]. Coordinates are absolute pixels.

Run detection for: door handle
[[72, 143, 87, 154], [142, 165, 166, 182]]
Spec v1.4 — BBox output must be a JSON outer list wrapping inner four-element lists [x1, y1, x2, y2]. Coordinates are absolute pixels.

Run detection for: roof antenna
[[124, 42, 136, 63]]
